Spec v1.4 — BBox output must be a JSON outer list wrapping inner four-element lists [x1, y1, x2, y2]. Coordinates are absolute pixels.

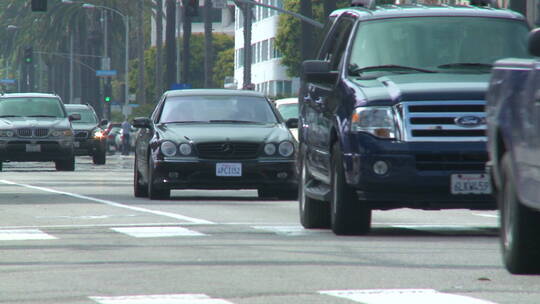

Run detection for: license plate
[[451, 173, 492, 195], [216, 163, 242, 177], [25, 144, 41, 153]]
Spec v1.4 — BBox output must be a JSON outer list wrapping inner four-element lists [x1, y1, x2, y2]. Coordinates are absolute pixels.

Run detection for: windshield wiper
[[209, 120, 261, 124], [165, 121, 209, 124], [349, 64, 437, 76], [28, 115, 57, 118], [0, 115, 20, 118], [437, 62, 492, 69]]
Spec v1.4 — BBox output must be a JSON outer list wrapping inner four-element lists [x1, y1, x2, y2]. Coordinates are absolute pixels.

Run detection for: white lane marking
[[111, 226, 206, 238], [0, 229, 57, 241], [473, 213, 499, 218], [320, 289, 497, 304], [0, 180, 214, 225], [0, 222, 207, 230], [90, 293, 233, 304], [252, 225, 324, 236], [391, 224, 494, 232]]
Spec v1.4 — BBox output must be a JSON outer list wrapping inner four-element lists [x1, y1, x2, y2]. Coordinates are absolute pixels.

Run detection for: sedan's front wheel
[[134, 154, 148, 197], [147, 157, 170, 200]]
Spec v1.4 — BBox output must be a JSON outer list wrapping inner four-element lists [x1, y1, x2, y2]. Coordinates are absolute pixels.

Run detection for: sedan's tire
[[147, 157, 170, 200], [330, 143, 371, 235], [277, 190, 298, 200], [299, 157, 330, 229], [93, 145, 106, 165], [55, 155, 75, 171], [134, 154, 148, 197], [499, 153, 540, 274], [257, 188, 275, 199]]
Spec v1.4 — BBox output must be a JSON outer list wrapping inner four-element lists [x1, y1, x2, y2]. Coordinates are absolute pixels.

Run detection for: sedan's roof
[[0, 92, 61, 99], [164, 89, 266, 98]]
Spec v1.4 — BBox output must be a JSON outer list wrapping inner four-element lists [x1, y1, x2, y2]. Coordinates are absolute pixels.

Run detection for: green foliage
[[276, 0, 350, 77], [213, 48, 234, 88]]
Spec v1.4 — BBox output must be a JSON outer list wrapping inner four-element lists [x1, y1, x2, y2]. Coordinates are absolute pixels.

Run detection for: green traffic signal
[[104, 96, 111, 102]]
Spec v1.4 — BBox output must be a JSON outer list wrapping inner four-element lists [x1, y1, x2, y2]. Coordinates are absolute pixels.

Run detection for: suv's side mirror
[[100, 119, 109, 127], [132, 117, 152, 129], [302, 60, 338, 83], [69, 113, 81, 121], [529, 28, 540, 57], [285, 118, 299, 129]]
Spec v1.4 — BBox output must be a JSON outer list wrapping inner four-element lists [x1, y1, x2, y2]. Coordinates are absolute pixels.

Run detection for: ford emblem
[[454, 116, 484, 128]]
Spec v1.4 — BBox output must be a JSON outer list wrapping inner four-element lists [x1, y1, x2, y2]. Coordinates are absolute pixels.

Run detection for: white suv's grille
[[400, 101, 486, 142]]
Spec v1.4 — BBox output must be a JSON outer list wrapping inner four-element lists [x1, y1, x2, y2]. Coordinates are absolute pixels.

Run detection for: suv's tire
[[499, 153, 540, 274], [55, 155, 75, 171], [299, 156, 330, 229], [93, 145, 106, 165], [330, 143, 371, 235], [134, 154, 148, 197], [147, 157, 170, 200]]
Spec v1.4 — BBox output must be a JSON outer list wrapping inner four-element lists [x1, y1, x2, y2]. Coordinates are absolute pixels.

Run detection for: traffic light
[[23, 47, 33, 64], [31, 0, 47, 12], [103, 83, 112, 103], [186, 0, 199, 17]]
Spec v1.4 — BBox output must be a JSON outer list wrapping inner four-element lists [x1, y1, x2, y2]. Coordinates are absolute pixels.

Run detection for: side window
[[319, 17, 355, 70]]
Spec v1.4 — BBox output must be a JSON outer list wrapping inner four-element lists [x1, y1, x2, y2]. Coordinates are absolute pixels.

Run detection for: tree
[[155, 0, 164, 97], [213, 47, 234, 88], [203, 0, 213, 88], [165, 0, 177, 89]]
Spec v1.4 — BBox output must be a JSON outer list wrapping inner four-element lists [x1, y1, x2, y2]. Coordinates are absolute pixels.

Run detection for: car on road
[[133, 89, 298, 200], [0, 92, 80, 171], [274, 97, 299, 141], [65, 104, 108, 164], [298, 1, 530, 235]]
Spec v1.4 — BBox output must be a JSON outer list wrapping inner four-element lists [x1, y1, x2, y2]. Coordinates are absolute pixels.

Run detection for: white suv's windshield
[[349, 17, 531, 75], [0, 97, 65, 118]]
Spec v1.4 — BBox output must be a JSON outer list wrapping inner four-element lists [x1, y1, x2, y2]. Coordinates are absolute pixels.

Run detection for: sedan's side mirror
[[69, 113, 81, 121], [100, 119, 109, 127], [132, 117, 152, 129], [529, 28, 540, 57], [302, 60, 338, 84], [285, 118, 299, 129]]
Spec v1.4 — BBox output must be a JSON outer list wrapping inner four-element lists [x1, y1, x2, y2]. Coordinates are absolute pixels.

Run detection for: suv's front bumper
[[0, 139, 74, 161]]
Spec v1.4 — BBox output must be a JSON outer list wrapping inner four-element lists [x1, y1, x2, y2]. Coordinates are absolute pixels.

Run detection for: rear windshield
[[0, 97, 65, 118]]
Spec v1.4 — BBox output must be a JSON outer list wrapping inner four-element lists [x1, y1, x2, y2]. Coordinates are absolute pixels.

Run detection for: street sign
[[96, 70, 117, 77], [171, 83, 192, 90], [0, 79, 16, 84]]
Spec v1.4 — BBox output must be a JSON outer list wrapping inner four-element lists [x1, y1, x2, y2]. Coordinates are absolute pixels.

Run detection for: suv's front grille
[[17, 128, 49, 138], [75, 131, 89, 138], [197, 142, 260, 159], [400, 101, 486, 142], [415, 153, 488, 171]]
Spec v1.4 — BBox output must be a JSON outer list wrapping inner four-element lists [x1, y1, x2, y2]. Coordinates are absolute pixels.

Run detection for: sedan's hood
[[0, 117, 71, 129], [71, 122, 98, 131], [156, 123, 293, 143], [349, 73, 490, 106]]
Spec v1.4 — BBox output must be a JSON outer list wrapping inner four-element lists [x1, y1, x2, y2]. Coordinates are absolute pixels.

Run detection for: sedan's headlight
[[264, 143, 276, 155], [351, 107, 396, 139], [51, 129, 74, 137], [278, 141, 294, 157], [93, 130, 104, 139], [0, 130, 15, 137], [160, 141, 177, 157], [178, 143, 193, 156]]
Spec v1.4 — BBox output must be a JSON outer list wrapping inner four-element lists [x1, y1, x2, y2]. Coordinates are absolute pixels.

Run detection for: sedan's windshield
[[159, 95, 278, 124], [0, 97, 65, 118], [349, 17, 531, 76], [277, 103, 299, 120], [66, 108, 98, 124]]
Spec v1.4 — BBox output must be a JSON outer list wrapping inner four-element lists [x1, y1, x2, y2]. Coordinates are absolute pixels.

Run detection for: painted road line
[[391, 224, 495, 233], [320, 289, 497, 304], [111, 226, 206, 238], [0, 180, 214, 225], [473, 213, 499, 218], [0, 229, 57, 241], [90, 293, 233, 304]]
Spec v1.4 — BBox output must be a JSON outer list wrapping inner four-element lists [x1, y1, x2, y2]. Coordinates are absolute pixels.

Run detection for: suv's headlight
[[93, 130, 104, 139], [351, 107, 396, 139], [52, 129, 74, 137], [278, 141, 294, 157], [160, 141, 177, 157], [0, 130, 15, 137]]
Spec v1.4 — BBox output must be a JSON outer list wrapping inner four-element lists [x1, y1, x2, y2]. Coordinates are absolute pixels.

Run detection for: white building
[[233, 0, 299, 97]]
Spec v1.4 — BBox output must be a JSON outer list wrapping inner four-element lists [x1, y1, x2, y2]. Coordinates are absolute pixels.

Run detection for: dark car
[[133, 89, 298, 200], [298, 2, 529, 235], [65, 104, 108, 164], [0, 92, 80, 171]]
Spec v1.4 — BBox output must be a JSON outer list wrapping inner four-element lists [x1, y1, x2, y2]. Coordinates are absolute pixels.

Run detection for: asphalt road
[[0, 155, 538, 304]]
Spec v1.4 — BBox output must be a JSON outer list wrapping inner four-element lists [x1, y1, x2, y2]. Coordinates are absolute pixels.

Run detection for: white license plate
[[216, 163, 242, 177], [73, 142, 80, 148], [25, 144, 41, 153], [451, 173, 492, 195]]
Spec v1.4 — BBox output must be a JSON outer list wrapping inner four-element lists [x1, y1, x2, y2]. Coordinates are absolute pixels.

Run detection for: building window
[[262, 39, 269, 62]]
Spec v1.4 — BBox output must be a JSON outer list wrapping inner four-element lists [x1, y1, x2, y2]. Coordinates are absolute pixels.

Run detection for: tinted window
[[0, 97, 65, 117], [159, 95, 278, 124], [66, 107, 98, 124]]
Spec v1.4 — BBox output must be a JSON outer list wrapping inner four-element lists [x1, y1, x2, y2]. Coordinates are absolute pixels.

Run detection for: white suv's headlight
[[351, 107, 396, 139], [0, 130, 15, 137], [161, 141, 177, 157], [52, 129, 73, 137], [278, 141, 294, 157]]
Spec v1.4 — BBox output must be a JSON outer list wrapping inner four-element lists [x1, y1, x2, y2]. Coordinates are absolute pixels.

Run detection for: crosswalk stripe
[[320, 289, 497, 304], [89, 293, 233, 304], [111, 226, 206, 238], [0, 229, 56, 240]]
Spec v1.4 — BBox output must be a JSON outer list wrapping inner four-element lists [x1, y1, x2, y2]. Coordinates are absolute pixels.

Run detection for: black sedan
[[133, 89, 298, 200]]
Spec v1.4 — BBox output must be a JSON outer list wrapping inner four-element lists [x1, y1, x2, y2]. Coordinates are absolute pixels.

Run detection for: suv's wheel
[[55, 155, 75, 171], [500, 153, 540, 274], [299, 155, 330, 228], [330, 143, 371, 235], [93, 144, 106, 165], [147, 157, 170, 200], [134, 154, 148, 197]]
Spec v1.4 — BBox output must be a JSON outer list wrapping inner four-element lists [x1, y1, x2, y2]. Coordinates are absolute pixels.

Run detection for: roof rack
[[351, 0, 377, 10], [469, 0, 499, 8]]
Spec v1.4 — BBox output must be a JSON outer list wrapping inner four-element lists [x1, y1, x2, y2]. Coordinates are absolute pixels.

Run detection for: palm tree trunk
[[204, 0, 213, 88], [300, 0, 313, 61], [165, 0, 177, 89], [156, 0, 164, 96], [181, 0, 192, 85], [323, 0, 336, 19], [136, 0, 146, 105]]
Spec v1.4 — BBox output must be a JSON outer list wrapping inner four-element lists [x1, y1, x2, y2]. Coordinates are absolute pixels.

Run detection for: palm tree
[[203, 0, 213, 88], [165, 0, 177, 89], [155, 0, 164, 97]]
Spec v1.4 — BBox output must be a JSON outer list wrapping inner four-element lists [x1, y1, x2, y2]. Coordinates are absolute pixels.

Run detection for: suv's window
[[349, 17, 530, 75], [0, 97, 65, 118], [159, 95, 278, 124], [321, 17, 355, 70], [66, 107, 98, 124]]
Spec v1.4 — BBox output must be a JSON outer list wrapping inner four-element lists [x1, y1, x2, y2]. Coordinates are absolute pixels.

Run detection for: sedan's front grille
[[197, 142, 260, 159], [75, 131, 89, 138], [17, 128, 49, 138]]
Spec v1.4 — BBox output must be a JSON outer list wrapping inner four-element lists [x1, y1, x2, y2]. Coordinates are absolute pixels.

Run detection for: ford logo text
[[454, 116, 485, 128]]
